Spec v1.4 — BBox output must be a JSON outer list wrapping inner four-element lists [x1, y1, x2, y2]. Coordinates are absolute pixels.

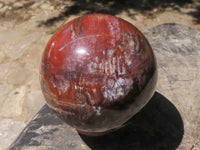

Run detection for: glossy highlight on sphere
[[40, 14, 157, 134]]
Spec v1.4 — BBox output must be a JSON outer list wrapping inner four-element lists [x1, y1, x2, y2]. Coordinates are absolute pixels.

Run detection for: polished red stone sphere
[[40, 14, 157, 135]]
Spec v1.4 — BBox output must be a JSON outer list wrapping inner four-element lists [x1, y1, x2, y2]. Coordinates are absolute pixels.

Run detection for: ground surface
[[0, 0, 200, 150]]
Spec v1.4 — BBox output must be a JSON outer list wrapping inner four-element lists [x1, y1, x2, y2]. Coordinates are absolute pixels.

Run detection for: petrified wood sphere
[[40, 14, 157, 135]]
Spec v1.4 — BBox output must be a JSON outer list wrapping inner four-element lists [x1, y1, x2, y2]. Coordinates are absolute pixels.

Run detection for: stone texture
[[12, 2, 24, 9], [0, 119, 25, 150], [0, 82, 13, 106], [1, 86, 26, 117], [0, 30, 42, 60], [0, 3, 3, 9], [40, 3, 54, 10], [0, 83, 10, 97], [0, 62, 10, 80], [0, 5, 8, 13], [40, 14, 157, 133], [2, 0, 16, 5], [9, 24, 200, 150], [27, 90, 45, 119], [0, 1, 199, 150], [0, 51, 5, 63], [7, 65, 34, 86]]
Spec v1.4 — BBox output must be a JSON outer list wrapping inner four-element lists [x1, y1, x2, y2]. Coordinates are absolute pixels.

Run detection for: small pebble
[[13, 2, 24, 9], [0, 3, 3, 8]]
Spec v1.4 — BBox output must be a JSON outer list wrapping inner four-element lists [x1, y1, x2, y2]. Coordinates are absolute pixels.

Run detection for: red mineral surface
[[40, 14, 157, 135]]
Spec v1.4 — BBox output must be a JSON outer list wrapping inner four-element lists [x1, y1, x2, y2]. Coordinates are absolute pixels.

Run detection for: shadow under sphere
[[79, 92, 184, 150]]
